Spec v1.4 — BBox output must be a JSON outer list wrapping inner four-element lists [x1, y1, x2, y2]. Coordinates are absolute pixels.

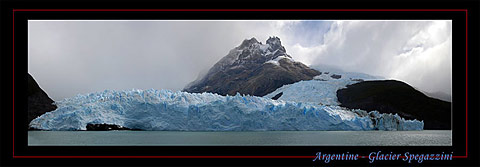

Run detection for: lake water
[[28, 130, 451, 146]]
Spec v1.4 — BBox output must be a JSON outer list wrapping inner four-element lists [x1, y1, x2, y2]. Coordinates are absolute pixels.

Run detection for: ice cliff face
[[29, 89, 423, 131]]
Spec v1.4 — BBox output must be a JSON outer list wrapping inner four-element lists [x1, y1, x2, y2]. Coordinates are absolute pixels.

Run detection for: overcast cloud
[[28, 20, 451, 101]]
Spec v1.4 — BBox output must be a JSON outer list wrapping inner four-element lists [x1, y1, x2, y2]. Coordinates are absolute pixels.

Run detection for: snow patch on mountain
[[29, 89, 423, 131], [265, 55, 294, 66], [204, 37, 293, 76], [258, 43, 270, 52]]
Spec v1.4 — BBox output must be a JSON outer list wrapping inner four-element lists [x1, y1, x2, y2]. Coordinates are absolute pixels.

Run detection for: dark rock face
[[183, 37, 321, 96], [350, 78, 364, 82], [423, 91, 452, 102], [271, 92, 283, 100], [330, 74, 342, 79], [336, 80, 451, 130], [28, 73, 57, 125], [86, 123, 138, 131]]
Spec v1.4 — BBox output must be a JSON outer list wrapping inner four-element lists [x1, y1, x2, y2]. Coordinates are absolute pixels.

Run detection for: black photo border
[[1, 1, 479, 166]]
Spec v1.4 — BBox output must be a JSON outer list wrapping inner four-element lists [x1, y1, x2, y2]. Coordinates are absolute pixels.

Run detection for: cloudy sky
[[28, 20, 452, 101]]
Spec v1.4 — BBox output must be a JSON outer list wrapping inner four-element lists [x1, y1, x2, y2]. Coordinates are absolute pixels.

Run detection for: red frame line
[[12, 9, 15, 158], [11, 155, 456, 159], [464, 8, 468, 158], [12, 9, 468, 12], [12, 9, 469, 159]]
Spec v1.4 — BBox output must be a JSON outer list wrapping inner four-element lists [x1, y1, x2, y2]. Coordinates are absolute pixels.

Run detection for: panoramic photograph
[[27, 20, 452, 146]]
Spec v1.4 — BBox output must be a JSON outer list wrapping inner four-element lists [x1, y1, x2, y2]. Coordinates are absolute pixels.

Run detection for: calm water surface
[[28, 130, 451, 146]]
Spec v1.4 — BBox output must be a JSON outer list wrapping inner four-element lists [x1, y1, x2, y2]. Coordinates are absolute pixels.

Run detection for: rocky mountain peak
[[266, 36, 285, 52], [239, 37, 259, 49], [209, 37, 292, 74], [183, 37, 321, 96]]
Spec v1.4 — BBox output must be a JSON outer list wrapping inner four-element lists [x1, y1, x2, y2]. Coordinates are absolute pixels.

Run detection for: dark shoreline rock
[[86, 123, 142, 131], [28, 127, 43, 131]]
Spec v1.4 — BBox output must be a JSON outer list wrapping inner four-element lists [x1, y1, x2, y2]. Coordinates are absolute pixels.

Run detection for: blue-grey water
[[28, 130, 451, 146]]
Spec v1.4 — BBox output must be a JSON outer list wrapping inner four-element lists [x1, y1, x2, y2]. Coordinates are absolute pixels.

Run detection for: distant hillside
[[28, 73, 57, 127], [423, 91, 452, 102], [336, 80, 451, 130]]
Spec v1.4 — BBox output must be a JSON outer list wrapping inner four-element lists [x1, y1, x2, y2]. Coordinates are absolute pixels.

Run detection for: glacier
[[29, 89, 423, 131], [264, 72, 382, 105]]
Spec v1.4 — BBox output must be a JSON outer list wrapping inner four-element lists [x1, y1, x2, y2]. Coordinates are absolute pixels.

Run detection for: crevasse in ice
[[29, 89, 423, 131]]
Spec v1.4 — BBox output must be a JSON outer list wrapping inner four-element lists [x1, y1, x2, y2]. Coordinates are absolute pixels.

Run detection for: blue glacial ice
[[29, 89, 423, 131], [264, 72, 382, 105]]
